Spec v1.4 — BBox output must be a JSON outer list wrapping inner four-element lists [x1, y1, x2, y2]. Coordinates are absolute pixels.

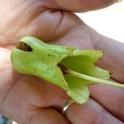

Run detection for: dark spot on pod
[[48, 53, 55, 58], [53, 75, 56, 79], [41, 58, 44, 61], [51, 54, 55, 57], [33, 68, 37, 72], [58, 55, 62, 58], [48, 54, 51, 56], [47, 68, 50, 71], [110, 71, 114, 76]]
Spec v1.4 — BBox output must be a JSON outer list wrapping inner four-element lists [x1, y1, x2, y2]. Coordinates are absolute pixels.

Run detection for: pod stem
[[66, 69, 124, 88]]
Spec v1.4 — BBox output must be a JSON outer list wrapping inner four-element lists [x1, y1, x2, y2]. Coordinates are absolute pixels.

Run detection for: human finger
[[0, 72, 70, 124], [88, 36, 124, 121], [90, 84, 124, 121], [26, 108, 70, 124], [0, 0, 119, 46], [96, 36, 124, 82], [51, 0, 118, 12], [64, 99, 123, 124]]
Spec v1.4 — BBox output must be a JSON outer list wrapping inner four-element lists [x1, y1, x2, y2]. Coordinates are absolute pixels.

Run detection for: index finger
[[96, 36, 124, 82], [90, 35, 124, 121]]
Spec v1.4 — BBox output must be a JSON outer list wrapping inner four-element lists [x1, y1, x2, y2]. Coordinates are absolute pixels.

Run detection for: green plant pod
[[11, 36, 123, 104]]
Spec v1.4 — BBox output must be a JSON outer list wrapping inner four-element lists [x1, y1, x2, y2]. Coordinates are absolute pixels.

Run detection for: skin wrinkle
[[1, 8, 79, 46], [53, 10, 64, 35], [10, 1, 47, 34], [0, 3, 29, 45], [27, 108, 70, 124], [8, 0, 29, 10], [0, 0, 48, 46], [26, 109, 53, 124], [21, 0, 50, 26], [30, 10, 80, 42], [1, 1, 30, 29], [1, 0, 83, 45], [52, 12, 82, 43], [39, 10, 67, 41]]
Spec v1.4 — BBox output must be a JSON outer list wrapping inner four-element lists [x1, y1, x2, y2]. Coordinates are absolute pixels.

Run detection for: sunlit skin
[[0, 0, 124, 124]]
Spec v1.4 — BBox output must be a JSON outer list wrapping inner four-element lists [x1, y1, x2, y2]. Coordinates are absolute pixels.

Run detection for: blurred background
[[77, 0, 124, 42]]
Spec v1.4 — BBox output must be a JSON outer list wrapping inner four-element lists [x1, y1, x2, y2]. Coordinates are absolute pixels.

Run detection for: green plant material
[[11, 36, 124, 104]]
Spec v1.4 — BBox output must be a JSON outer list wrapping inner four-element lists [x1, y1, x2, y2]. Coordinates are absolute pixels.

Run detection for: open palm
[[0, 0, 124, 124]]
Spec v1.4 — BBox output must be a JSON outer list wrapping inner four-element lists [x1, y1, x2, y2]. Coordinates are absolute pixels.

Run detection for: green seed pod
[[11, 36, 124, 104]]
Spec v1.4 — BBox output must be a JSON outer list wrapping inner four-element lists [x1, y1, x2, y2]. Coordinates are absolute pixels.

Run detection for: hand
[[0, 0, 124, 124]]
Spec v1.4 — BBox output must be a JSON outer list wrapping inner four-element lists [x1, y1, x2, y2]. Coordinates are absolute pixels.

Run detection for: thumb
[[51, 0, 118, 12]]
